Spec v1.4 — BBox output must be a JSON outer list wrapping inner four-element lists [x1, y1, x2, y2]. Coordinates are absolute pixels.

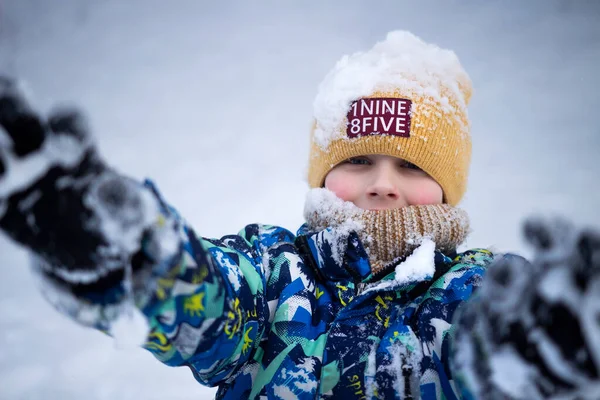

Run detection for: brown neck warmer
[[304, 189, 470, 276]]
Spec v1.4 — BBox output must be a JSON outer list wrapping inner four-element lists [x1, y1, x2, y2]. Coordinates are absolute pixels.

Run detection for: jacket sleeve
[[31, 179, 291, 387]]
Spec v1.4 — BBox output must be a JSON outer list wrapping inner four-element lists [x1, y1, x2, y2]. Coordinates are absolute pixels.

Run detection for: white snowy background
[[0, 0, 599, 399]]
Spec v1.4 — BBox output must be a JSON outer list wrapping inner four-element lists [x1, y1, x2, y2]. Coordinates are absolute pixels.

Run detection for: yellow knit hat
[[307, 31, 473, 206]]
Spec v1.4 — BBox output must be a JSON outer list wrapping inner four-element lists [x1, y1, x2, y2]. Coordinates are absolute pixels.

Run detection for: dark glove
[[0, 78, 159, 290], [451, 217, 600, 400]]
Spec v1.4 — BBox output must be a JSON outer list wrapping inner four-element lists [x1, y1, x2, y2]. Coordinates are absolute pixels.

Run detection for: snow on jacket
[[37, 181, 494, 399]]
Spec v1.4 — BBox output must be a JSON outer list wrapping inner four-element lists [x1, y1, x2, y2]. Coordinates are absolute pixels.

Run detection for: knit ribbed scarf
[[304, 189, 470, 275]]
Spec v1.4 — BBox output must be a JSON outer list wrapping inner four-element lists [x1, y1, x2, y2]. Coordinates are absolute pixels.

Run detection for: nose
[[367, 165, 401, 200]]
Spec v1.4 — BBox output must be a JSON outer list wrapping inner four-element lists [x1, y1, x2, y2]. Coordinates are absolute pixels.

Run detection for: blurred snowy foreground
[[0, 1, 599, 399]]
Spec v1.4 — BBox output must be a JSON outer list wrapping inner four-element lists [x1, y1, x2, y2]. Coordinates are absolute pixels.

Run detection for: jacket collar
[[296, 223, 455, 286]]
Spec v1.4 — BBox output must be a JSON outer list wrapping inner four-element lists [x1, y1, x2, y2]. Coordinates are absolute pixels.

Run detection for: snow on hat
[[307, 31, 473, 206]]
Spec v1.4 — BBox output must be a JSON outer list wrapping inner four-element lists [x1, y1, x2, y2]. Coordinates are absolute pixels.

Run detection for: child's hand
[[0, 77, 155, 285], [453, 216, 600, 399]]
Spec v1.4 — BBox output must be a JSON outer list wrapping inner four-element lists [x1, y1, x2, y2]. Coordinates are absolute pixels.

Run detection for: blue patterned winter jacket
[[45, 182, 494, 399]]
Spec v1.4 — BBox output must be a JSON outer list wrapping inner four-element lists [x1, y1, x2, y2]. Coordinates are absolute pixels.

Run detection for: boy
[[1, 31, 599, 399]]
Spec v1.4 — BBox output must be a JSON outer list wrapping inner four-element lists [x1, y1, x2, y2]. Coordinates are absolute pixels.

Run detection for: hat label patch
[[347, 97, 412, 138]]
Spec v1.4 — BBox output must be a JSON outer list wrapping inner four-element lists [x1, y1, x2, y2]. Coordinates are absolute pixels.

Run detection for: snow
[[380, 340, 423, 398], [87, 175, 161, 251], [359, 238, 436, 296], [537, 266, 579, 307], [110, 257, 150, 349], [304, 188, 365, 265], [0, 1, 599, 399], [313, 30, 470, 150], [110, 302, 150, 350], [489, 346, 537, 398], [394, 237, 436, 284], [530, 327, 586, 385], [365, 338, 379, 398], [304, 187, 364, 231], [0, 131, 91, 199], [582, 278, 600, 371]]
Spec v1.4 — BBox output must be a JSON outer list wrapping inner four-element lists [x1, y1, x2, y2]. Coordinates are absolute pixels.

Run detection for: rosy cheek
[[326, 181, 353, 202], [408, 180, 444, 205], [324, 171, 355, 202]]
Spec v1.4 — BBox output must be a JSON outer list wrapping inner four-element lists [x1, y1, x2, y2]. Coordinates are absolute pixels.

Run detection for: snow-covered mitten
[[451, 217, 600, 400], [0, 77, 166, 292]]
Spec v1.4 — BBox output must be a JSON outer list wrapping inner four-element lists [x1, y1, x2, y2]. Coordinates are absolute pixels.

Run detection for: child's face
[[324, 154, 443, 210]]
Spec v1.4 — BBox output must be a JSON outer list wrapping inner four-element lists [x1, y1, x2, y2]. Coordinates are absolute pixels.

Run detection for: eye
[[400, 161, 422, 171], [346, 157, 371, 165]]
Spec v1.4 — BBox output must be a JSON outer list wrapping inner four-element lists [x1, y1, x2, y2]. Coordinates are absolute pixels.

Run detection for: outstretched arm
[[0, 79, 275, 387], [451, 217, 600, 399]]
